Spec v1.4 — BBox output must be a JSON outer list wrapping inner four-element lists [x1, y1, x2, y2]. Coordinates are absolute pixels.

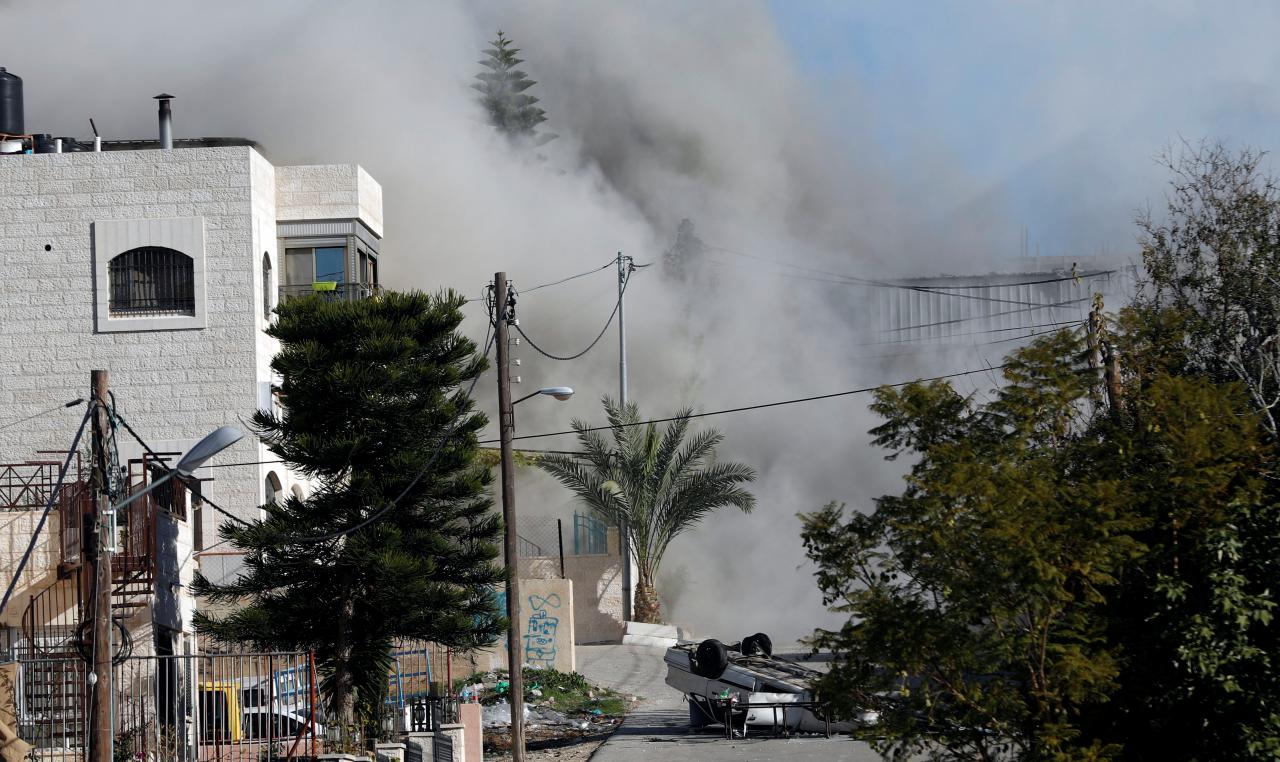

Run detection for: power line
[[852, 319, 1085, 347], [710, 258, 1055, 308], [111, 408, 251, 528], [707, 244, 1119, 290], [480, 364, 1010, 445], [0, 398, 86, 432], [520, 259, 616, 294], [466, 258, 616, 302], [512, 265, 633, 361], [884, 296, 1090, 333], [0, 405, 94, 617]]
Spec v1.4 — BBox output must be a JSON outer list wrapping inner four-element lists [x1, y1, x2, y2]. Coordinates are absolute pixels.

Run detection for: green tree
[[473, 31, 555, 144], [539, 398, 756, 623], [1114, 140, 1280, 759], [1096, 372, 1280, 760], [192, 291, 505, 736], [1137, 141, 1280, 435], [802, 331, 1141, 761]]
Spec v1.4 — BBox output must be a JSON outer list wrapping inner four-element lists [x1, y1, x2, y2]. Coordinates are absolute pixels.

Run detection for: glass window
[[284, 248, 313, 286], [262, 253, 273, 319], [314, 246, 345, 283]]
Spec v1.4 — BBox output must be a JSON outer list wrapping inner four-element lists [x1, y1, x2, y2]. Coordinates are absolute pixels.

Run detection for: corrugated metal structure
[[870, 256, 1138, 345]]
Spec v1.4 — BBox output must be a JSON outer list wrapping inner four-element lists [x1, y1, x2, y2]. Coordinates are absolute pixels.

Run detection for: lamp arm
[[108, 470, 176, 513], [512, 390, 542, 406]]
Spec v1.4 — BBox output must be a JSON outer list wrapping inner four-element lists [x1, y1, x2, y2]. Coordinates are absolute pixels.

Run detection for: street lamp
[[513, 386, 575, 404], [89, 418, 242, 762], [494, 271, 577, 762], [108, 425, 244, 512]]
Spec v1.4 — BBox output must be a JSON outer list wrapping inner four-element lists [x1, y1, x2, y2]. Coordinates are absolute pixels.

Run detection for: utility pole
[[494, 272, 526, 762], [616, 252, 634, 622], [88, 370, 113, 762]]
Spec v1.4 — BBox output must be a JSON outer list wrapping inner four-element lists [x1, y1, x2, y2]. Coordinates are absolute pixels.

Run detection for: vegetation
[[539, 397, 756, 623], [454, 668, 625, 716], [473, 31, 556, 145], [193, 291, 505, 738], [803, 143, 1280, 760]]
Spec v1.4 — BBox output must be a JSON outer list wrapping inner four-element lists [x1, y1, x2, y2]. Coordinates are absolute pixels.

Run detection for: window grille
[[108, 247, 195, 316]]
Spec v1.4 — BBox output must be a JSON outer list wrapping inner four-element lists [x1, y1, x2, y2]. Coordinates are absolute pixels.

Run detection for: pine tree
[[192, 291, 505, 737], [472, 31, 556, 144]]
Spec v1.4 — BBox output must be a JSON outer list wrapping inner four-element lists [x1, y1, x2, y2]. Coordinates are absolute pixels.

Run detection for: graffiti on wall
[[523, 593, 562, 669]]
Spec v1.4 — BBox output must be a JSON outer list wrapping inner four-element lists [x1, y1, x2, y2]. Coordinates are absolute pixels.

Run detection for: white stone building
[[0, 142, 384, 657]]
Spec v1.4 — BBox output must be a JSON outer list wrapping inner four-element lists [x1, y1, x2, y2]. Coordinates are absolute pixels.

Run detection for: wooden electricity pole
[[494, 272, 526, 761], [88, 369, 113, 762]]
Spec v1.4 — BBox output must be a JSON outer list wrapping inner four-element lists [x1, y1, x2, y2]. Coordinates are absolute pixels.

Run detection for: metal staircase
[[11, 457, 169, 750]]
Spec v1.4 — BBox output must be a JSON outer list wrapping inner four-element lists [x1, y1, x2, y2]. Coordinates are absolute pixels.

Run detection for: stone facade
[[0, 146, 383, 643]]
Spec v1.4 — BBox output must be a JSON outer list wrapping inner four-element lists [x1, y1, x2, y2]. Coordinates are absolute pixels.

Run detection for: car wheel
[[741, 632, 773, 657], [692, 638, 729, 679]]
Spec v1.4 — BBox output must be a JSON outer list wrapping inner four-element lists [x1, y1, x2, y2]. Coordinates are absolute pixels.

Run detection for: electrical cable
[[883, 296, 1090, 333], [709, 259, 1060, 309], [707, 244, 1119, 290], [0, 398, 86, 432], [851, 319, 1085, 348], [111, 410, 252, 528], [294, 325, 499, 543], [520, 259, 616, 294], [512, 263, 632, 361], [0, 404, 94, 618], [465, 258, 616, 302], [480, 364, 1012, 445]]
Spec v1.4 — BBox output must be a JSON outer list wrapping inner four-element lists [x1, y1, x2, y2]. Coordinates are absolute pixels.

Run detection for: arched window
[[262, 252, 273, 320], [108, 247, 194, 316], [264, 472, 283, 505]]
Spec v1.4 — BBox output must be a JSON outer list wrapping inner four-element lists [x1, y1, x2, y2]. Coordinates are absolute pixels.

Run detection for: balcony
[[279, 282, 381, 304]]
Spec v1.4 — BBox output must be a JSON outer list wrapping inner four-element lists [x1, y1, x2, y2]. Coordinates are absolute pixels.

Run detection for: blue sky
[[767, 1, 1280, 257]]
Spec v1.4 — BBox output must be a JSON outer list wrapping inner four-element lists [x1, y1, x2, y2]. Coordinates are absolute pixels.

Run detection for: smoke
[[6, 0, 1247, 641]]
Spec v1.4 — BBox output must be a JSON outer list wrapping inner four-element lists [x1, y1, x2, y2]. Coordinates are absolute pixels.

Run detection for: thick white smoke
[[2, 0, 1055, 641]]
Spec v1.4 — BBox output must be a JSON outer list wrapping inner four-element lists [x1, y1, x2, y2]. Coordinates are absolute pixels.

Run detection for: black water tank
[[0, 67, 23, 135]]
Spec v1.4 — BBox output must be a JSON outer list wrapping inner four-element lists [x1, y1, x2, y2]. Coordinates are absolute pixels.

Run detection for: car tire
[[741, 632, 773, 657], [692, 638, 729, 679]]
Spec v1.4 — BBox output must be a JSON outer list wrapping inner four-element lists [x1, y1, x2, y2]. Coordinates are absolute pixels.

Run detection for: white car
[[664, 634, 873, 737]]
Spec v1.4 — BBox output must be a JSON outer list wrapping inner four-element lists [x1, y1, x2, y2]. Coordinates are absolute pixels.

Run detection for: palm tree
[[539, 398, 756, 623]]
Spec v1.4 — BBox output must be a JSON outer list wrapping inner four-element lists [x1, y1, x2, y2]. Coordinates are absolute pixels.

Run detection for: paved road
[[577, 644, 884, 762]]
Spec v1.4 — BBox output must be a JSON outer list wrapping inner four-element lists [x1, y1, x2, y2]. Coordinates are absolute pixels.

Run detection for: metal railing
[[14, 651, 322, 762], [278, 283, 380, 304]]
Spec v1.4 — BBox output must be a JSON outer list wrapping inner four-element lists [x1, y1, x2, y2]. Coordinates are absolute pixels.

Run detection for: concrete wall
[[0, 147, 270, 534], [519, 555, 625, 645], [0, 511, 62, 628], [275, 164, 383, 238], [0, 148, 378, 594]]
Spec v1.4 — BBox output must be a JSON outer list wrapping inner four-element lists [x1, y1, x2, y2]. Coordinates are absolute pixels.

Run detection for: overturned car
[[664, 634, 873, 737]]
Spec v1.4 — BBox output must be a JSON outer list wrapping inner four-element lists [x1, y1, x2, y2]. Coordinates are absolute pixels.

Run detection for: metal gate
[[13, 651, 320, 762]]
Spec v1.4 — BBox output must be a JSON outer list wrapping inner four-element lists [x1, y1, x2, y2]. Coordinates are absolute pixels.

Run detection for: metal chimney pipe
[[154, 93, 174, 149]]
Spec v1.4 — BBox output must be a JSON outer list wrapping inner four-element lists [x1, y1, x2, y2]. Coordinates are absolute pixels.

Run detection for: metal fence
[[519, 513, 616, 562], [14, 651, 320, 762]]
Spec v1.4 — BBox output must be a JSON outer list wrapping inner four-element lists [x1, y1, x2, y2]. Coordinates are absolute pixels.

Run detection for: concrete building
[[0, 127, 384, 660]]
